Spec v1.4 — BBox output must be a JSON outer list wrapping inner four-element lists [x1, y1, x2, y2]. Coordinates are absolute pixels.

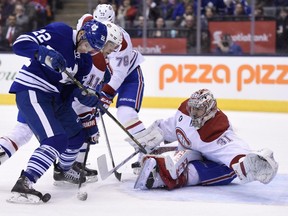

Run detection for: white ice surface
[[0, 105, 287, 216]]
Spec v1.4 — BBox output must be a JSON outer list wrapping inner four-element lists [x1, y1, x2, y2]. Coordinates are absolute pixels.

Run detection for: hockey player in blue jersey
[[7, 20, 107, 203]]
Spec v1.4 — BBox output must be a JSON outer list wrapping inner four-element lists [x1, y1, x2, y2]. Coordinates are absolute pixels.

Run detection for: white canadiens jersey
[[157, 99, 251, 167], [106, 27, 144, 91]]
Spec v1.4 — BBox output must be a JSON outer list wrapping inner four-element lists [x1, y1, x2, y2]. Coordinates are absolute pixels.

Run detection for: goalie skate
[[232, 148, 278, 184], [134, 158, 164, 190]]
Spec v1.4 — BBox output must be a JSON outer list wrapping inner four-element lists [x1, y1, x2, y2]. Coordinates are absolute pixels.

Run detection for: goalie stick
[[100, 113, 122, 181], [97, 146, 178, 180], [97, 150, 140, 180], [62, 69, 147, 154]]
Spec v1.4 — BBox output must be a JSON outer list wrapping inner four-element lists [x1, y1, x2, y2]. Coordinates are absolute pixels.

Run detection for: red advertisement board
[[131, 38, 187, 54], [208, 20, 276, 54]]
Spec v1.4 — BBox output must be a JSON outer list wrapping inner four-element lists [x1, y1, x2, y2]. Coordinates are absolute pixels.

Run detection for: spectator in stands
[[117, 0, 138, 28], [172, 0, 192, 22], [178, 14, 196, 53], [1, 0, 16, 22], [21, 0, 38, 31], [133, 15, 145, 37], [0, 13, 22, 51], [31, 0, 53, 29], [136, 0, 159, 22], [150, 16, 169, 37], [175, 3, 194, 27], [201, 5, 215, 30], [214, 33, 243, 55], [14, 3, 29, 32], [254, 6, 265, 20], [276, 7, 288, 54], [157, 0, 174, 20]]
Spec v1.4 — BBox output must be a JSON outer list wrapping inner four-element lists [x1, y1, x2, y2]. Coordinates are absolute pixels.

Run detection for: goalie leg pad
[[232, 148, 278, 184]]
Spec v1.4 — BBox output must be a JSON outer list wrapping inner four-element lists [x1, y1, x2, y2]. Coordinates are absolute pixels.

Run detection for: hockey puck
[[77, 191, 88, 201], [42, 193, 51, 203]]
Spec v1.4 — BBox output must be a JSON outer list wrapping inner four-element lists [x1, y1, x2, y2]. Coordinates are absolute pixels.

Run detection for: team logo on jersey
[[176, 127, 191, 149], [91, 24, 98, 31]]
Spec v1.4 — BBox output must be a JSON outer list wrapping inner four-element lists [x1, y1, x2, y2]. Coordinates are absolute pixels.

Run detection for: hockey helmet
[[81, 20, 107, 51], [102, 21, 123, 47], [186, 89, 217, 129], [93, 4, 115, 23]]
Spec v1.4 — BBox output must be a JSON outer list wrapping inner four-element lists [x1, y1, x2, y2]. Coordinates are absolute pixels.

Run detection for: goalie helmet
[[93, 4, 115, 23], [81, 20, 107, 51], [186, 89, 217, 129], [102, 21, 123, 47]]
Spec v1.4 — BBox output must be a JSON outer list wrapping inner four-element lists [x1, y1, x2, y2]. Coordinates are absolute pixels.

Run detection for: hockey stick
[[99, 113, 122, 181], [62, 69, 147, 154], [97, 146, 179, 180], [97, 150, 140, 180], [77, 142, 90, 201]]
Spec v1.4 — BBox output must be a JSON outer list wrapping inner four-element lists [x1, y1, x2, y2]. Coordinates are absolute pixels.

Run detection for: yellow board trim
[[0, 94, 15, 105], [142, 97, 288, 113], [1, 94, 287, 113]]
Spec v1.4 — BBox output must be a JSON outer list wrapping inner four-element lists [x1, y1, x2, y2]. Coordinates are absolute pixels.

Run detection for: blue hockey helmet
[[81, 20, 107, 51]]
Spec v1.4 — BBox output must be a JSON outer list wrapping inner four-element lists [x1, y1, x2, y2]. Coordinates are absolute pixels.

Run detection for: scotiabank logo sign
[[132, 38, 187, 54], [209, 21, 276, 54], [159, 63, 288, 91]]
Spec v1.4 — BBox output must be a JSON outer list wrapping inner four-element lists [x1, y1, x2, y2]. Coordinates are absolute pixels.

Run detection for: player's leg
[[135, 150, 236, 190], [0, 114, 33, 165], [116, 66, 145, 174], [52, 101, 89, 184], [11, 91, 70, 201]]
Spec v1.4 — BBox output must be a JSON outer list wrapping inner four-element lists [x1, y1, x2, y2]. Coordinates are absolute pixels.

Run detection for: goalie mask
[[93, 4, 115, 23], [186, 89, 217, 129]]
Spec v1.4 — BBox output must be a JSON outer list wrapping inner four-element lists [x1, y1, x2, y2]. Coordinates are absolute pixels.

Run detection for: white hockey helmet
[[186, 89, 217, 129], [102, 21, 123, 47], [93, 4, 115, 23]]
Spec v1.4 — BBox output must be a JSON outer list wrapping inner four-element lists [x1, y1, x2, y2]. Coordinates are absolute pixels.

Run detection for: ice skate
[[8, 171, 50, 204], [72, 161, 98, 182], [53, 163, 87, 185], [134, 158, 164, 190]]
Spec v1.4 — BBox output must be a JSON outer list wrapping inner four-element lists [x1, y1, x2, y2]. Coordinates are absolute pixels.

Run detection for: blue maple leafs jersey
[[9, 22, 92, 95]]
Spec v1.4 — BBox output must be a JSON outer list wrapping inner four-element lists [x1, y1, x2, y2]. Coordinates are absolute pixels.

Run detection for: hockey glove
[[37, 45, 67, 72], [74, 88, 99, 107], [100, 91, 113, 110], [79, 110, 99, 144], [125, 121, 164, 154]]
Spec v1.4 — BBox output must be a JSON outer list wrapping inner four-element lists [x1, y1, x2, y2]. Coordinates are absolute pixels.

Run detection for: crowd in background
[[1, 0, 288, 54], [0, 0, 62, 51]]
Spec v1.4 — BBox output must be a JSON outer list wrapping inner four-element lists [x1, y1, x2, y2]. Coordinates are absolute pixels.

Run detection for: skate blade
[[53, 181, 87, 187], [7, 192, 41, 204], [86, 175, 98, 183]]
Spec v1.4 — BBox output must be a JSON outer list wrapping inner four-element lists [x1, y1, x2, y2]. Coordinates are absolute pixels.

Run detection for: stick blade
[[97, 154, 110, 180], [114, 171, 122, 181]]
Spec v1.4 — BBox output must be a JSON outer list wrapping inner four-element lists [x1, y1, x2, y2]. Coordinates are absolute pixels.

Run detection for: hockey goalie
[[126, 89, 278, 190]]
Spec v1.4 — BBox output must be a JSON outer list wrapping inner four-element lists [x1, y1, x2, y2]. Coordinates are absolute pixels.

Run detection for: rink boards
[[0, 54, 287, 113]]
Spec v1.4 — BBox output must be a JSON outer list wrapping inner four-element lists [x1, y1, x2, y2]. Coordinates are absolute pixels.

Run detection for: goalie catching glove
[[36, 45, 66, 72], [125, 121, 164, 154], [79, 109, 99, 144]]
